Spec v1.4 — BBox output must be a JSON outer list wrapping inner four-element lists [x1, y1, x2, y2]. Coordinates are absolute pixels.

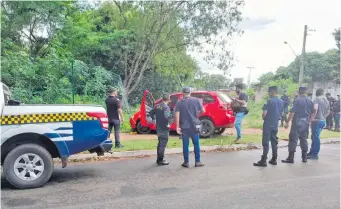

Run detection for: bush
[[244, 100, 265, 129]]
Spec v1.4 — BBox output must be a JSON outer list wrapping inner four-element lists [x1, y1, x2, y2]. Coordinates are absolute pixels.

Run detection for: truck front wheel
[[3, 143, 54, 189]]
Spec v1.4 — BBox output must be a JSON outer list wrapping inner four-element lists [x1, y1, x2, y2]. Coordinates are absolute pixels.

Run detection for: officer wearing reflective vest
[[254, 86, 283, 167], [283, 86, 314, 163]]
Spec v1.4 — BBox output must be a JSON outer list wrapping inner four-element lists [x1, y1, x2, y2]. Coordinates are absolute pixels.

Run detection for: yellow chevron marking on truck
[[0, 112, 95, 125]]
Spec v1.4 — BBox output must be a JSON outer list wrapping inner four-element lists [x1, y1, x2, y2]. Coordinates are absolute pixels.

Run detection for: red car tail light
[[87, 112, 109, 129]]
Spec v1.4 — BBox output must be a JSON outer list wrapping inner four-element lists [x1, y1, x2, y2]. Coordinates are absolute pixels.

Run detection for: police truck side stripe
[[0, 112, 95, 126]]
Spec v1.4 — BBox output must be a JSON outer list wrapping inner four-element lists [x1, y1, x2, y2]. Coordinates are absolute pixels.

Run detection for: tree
[[259, 49, 340, 83], [1, 1, 244, 106], [112, 1, 244, 97], [332, 28, 340, 51], [258, 72, 275, 83], [229, 77, 244, 88], [192, 72, 231, 90], [1, 1, 72, 58]]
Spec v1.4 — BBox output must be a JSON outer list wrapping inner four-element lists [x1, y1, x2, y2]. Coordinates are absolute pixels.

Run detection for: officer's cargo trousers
[[262, 124, 278, 156], [157, 133, 169, 162], [288, 118, 309, 153]]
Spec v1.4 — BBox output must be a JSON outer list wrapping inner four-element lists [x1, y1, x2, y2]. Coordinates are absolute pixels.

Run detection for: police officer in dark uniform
[[280, 89, 290, 127], [333, 95, 340, 132], [106, 87, 124, 148], [326, 93, 335, 130], [149, 93, 173, 165], [282, 87, 313, 163], [254, 86, 283, 167]]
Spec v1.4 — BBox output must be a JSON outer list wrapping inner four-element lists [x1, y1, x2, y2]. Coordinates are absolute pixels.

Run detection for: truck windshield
[[217, 92, 232, 103]]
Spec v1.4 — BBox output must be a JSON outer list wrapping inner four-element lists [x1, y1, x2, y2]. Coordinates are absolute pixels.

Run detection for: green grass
[[244, 101, 264, 129], [120, 107, 139, 133], [277, 129, 340, 140], [112, 131, 340, 152], [112, 135, 263, 152]]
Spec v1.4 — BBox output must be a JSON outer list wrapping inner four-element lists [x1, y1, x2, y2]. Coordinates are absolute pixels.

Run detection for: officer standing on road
[[282, 87, 313, 163], [280, 90, 291, 127], [149, 93, 173, 166], [175, 87, 205, 168], [105, 87, 124, 148], [254, 86, 283, 167]]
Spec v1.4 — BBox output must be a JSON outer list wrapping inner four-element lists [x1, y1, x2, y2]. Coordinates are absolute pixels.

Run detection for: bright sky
[[191, 0, 341, 83]]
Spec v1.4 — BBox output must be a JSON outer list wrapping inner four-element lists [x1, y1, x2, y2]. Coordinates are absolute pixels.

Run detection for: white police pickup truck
[[0, 82, 113, 189]]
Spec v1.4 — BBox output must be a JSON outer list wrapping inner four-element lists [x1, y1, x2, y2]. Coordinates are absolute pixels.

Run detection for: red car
[[130, 90, 235, 138]]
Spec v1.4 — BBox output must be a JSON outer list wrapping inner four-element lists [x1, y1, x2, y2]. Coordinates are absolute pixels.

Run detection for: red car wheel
[[136, 121, 151, 134]]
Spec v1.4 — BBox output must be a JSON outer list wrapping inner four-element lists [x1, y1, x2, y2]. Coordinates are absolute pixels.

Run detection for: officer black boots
[[253, 155, 267, 167], [156, 154, 169, 166], [268, 153, 277, 165], [282, 152, 295, 163], [302, 152, 307, 163]]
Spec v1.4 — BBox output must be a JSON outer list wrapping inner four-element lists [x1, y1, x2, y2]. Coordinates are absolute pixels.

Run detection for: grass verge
[[112, 130, 340, 152]]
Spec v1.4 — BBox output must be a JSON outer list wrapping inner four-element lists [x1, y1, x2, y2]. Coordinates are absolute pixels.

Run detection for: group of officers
[[105, 85, 340, 168], [254, 85, 339, 167]]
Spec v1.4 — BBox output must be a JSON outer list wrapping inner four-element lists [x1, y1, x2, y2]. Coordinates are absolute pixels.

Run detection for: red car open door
[[140, 90, 155, 127]]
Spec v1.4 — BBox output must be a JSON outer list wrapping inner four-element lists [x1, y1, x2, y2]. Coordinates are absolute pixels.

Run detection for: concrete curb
[[54, 138, 340, 163]]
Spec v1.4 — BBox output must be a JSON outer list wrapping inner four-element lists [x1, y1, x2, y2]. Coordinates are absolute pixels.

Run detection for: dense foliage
[[1, 1, 244, 106], [258, 29, 340, 85]]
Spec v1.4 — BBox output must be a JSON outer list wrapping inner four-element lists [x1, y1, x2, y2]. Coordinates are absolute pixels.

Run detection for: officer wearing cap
[[149, 93, 173, 165], [105, 87, 124, 148], [282, 86, 313, 163], [175, 87, 205, 168], [254, 86, 283, 167]]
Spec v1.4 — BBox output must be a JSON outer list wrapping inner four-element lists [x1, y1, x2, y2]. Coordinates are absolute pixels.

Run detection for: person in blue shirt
[[283, 87, 314, 163], [175, 87, 205, 168], [254, 86, 283, 167], [150, 93, 173, 166]]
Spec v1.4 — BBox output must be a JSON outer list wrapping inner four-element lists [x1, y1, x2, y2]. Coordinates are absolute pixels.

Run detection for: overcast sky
[[190, 0, 341, 83]]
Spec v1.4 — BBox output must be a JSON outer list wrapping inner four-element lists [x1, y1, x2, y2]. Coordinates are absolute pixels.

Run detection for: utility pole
[[299, 25, 308, 85], [247, 66, 254, 89]]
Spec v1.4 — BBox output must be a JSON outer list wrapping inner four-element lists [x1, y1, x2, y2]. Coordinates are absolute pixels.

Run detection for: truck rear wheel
[[3, 143, 54, 189]]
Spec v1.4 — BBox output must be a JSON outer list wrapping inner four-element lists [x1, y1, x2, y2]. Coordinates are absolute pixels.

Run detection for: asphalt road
[[2, 144, 340, 209]]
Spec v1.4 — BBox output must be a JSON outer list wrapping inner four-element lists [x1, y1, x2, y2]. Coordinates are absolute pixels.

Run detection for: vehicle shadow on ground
[[1, 167, 97, 190]]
